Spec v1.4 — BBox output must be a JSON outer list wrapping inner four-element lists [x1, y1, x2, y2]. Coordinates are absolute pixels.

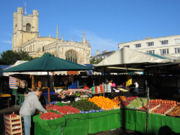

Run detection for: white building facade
[[118, 35, 180, 58]]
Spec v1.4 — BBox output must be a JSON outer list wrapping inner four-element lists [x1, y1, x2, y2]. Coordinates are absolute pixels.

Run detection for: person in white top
[[134, 81, 139, 94]]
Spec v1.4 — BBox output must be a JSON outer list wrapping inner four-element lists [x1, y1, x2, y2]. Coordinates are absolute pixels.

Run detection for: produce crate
[[166, 104, 180, 117], [4, 113, 23, 135]]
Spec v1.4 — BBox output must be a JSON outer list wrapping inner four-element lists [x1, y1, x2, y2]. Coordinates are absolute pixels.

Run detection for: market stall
[[31, 50, 180, 135], [3, 51, 180, 135], [33, 96, 180, 135], [3, 53, 91, 103], [94, 47, 179, 134], [94, 47, 173, 73]]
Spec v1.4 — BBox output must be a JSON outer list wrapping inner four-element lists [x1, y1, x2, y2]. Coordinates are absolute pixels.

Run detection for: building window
[[175, 39, 180, 44], [147, 50, 155, 54], [147, 42, 154, 46], [65, 49, 77, 63], [175, 48, 180, 54], [124, 45, 129, 48], [160, 49, 169, 55], [135, 44, 141, 48], [160, 40, 168, 45], [26, 23, 31, 32]]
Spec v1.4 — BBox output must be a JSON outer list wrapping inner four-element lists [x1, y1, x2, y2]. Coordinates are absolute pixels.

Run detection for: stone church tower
[[12, 7, 39, 51], [12, 7, 91, 64]]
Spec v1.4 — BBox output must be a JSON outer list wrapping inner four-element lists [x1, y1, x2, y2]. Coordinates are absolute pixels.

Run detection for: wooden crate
[[4, 113, 23, 135]]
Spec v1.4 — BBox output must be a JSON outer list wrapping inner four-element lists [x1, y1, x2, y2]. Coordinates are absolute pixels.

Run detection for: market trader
[[134, 81, 139, 94], [20, 87, 47, 135]]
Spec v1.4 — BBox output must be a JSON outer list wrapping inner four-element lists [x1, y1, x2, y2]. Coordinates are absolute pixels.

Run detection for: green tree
[[90, 57, 103, 64], [18, 50, 33, 61], [0, 50, 33, 65], [1, 50, 20, 65]]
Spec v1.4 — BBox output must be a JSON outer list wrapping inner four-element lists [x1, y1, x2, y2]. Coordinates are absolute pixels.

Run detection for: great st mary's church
[[12, 7, 91, 64]]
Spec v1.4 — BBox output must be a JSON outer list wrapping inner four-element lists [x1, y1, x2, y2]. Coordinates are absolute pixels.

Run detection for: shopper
[[134, 81, 139, 94], [19, 87, 47, 135]]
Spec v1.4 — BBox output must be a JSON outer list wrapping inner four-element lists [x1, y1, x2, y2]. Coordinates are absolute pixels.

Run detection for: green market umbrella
[[4, 53, 90, 72], [4, 53, 91, 103]]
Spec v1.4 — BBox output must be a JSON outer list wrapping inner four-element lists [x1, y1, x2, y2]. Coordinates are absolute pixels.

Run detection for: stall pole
[[31, 75, 35, 90], [145, 79, 150, 135], [103, 67, 106, 97], [48, 72, 50, 104]]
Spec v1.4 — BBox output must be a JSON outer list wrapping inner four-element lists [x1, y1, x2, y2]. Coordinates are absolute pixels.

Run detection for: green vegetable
[[71, 100, 100, 111]]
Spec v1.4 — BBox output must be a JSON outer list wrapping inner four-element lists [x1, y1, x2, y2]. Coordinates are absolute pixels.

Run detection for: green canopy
[[4, 53, 90, 72]]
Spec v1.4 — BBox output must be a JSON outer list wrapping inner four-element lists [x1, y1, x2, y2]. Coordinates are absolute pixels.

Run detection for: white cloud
[[72, 30, 118, 56], [2, 40, 12, 44]]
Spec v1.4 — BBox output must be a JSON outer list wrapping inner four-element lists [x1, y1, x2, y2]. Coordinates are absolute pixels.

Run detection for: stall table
[[0, 94, 11, 108], [33, 108, 180, 135]]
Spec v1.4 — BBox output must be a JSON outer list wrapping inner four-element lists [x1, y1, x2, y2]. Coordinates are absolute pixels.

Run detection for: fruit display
[[150, 99, 177, 105], [40, 112, 63, 120], [71, 100, 101, 111], [44, 97, 179, 118], [151, 104, 175, 115], [140, 99, 161, 111], [150, 99, 177, 115], [140, 99, 177, 115], [126, 97, 147, 109], [166, 104, 180, 117], [46, 104, 80, 115], [140, 104, 160, 111], [88, 96, 119, 110], [113, 96, 137, 107]]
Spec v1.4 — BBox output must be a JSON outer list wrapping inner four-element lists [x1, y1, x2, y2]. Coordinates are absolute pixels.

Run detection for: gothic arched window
[[26, 23, 31, 32], [65, 49, 77, 63]]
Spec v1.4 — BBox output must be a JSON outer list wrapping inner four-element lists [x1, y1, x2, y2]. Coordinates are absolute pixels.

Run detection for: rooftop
[[118, 35, 180, 45]]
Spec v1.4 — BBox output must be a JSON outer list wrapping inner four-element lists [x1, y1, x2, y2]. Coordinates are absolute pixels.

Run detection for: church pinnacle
[[56, 24, 59, 40], [61, 34, 63, 41], [83, 31, 86, 43]]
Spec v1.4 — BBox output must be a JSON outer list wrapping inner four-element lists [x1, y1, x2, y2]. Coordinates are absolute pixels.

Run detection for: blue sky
[[0, 0, 180, 56]]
